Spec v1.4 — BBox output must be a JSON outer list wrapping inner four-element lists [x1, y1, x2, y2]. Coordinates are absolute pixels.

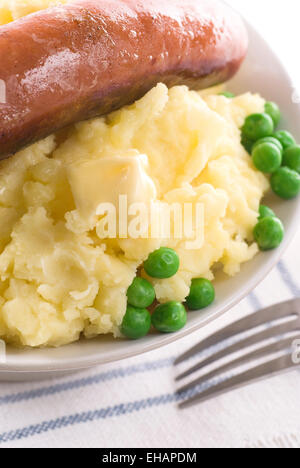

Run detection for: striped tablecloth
[[0, 230, 299, 448]]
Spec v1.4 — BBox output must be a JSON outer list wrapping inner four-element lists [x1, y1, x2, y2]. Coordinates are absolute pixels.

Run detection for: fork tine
[[175, 299, 300, 365], [176, 317, 300, 381], [179, 353, 298, 409], [177, 335, 300, 395]]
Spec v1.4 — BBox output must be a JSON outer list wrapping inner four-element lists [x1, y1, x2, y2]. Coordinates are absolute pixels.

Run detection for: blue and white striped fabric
[[0, 231, 299, 448]]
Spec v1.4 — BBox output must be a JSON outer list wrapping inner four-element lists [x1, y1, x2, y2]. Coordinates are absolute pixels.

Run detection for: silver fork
[[175, 298, 300, 409]]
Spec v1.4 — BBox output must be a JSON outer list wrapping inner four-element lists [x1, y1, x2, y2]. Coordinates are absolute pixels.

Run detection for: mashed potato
[[0, 0, 68, 23], [0, 0, 269, 347]]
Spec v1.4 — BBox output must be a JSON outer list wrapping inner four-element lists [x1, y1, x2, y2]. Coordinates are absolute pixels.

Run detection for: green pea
[[241, 113, 274, 141], [282, 145, 300, 174], [219, 91, 235, 98], [258, 205, 276, 221], [144, 247, 179, 279], [253, 217, 284, 251], [152, 301, 187, 333], [252, 143, 282, 173], [264, 102, 281, 127], [272, 130, 296, 150], [121, 306, 151, 340], [271, 167, 300, 199], [127, 277, 155, 309], [186, 278, 215, 311], [241, 135, 254, 154], [252, 137, 283, 153]]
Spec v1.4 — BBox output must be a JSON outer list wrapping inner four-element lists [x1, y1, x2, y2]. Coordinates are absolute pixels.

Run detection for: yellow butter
[[67, 153, 157, 225]]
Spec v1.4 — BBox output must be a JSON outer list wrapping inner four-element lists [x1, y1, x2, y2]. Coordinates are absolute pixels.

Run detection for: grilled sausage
[[0, 0, 248, 159]]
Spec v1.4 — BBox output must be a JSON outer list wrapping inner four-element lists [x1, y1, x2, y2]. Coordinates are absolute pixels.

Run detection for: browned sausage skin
[[0, 0, 248, 159]]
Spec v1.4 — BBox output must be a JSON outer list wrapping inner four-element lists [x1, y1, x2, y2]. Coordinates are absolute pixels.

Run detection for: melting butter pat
[[67, 154, 157, 223]]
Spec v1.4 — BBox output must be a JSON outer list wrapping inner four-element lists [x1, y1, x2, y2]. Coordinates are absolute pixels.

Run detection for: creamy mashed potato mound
[[0, 0, 269, 347]]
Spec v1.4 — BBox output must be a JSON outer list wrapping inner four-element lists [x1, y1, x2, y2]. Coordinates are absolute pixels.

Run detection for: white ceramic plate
[[1, 21, 300, 381]]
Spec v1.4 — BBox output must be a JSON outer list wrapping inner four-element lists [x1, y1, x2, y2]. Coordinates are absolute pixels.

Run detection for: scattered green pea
[[219, 91, 235, 98], [272, 130, 296, 150], [282, 145, 300, 174], [127, 277, 155, 309], [264, 102, 281, 127], [186, 278, 215, 311], [271, 167, 300, 199], [253, 217, 285, 251], [121, 306, 151, 340], [144, 247, 179, 279], [252, 142, 282, 173], [152, 301, 187, 333], [241, 113, 274, 141], [241, 135, 254, 154], [252, 137, 283, 153], [258, 205, 276, 221]]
